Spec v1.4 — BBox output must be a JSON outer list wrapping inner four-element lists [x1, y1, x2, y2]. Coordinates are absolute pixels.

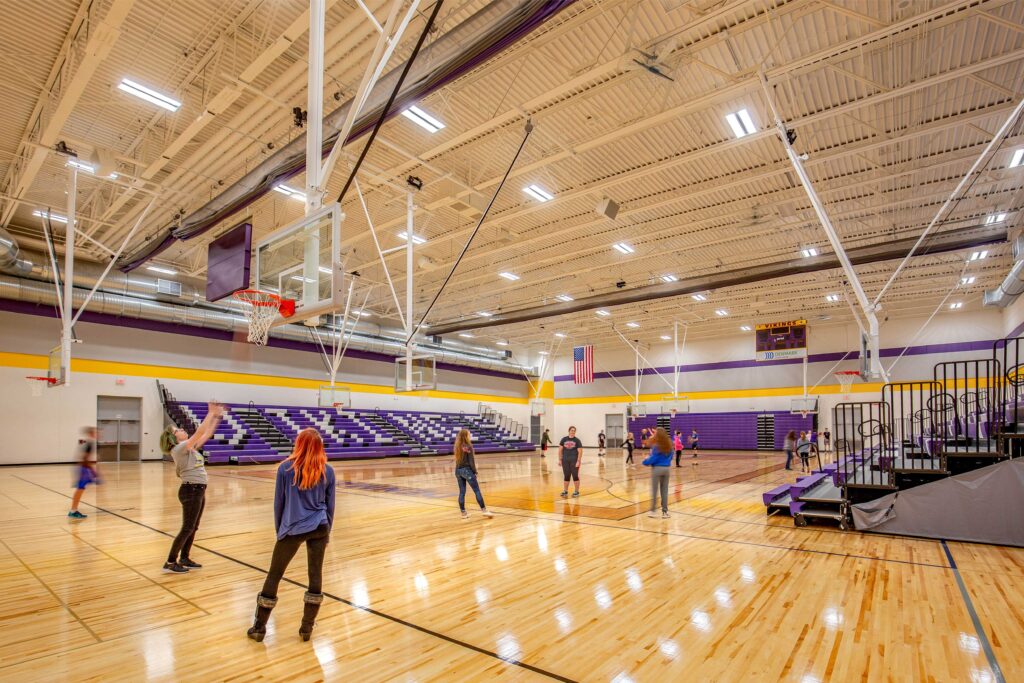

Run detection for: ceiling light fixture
[[355, 310, 371, 317], [626, 322, 640, 328], [660, 335, 671, 341], [595, 309, 610, 317], [970, 250, 988, 261], [801, 247, 818, 258], [459, 333, 475, 338], [32, 210, 68, 223], [495, 340, 508, 346], [538, 350, 549, 355], [273, 184, 306, 202], [691, 293, 707, 301], [725, 108, 756, 138], [1010, 149, 1024, 168], [398, 231, 426, 245], [523, 184, 554, 202], [555, 294, 574, 302], [660, 275, 678, 283], [498, 272, 520, 281], [949, 302, 963, 310], [715, 309, 729, 317], [612, 242, 635, 254], [961, 276, 976, 285], [740, 325, 752, 331], [146, 266, 177, 275], [825, 294, 840, 302], [66, 159, 96, 173], [476, 311, 493, 317], [985, 213, 1007, 225], [554, 332, 567, 338], [117, 78, 181, 112], [400, 105, 445, 133]]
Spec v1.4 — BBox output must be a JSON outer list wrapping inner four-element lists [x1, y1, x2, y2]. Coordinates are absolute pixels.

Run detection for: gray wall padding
[[851, 459, 1024, 547]]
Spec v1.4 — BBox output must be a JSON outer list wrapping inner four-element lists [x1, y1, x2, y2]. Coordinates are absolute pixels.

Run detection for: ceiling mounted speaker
[[596, 197, 619, 221]]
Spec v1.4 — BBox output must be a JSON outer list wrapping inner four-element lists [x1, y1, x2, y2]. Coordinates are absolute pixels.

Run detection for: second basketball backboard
[[254, 202, 344, 326]]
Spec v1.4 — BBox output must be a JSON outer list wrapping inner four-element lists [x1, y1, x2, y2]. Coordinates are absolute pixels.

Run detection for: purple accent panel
[[628, 412, 763, 450], [205, 221, 252, 302], [554, 340, 998, 382], [762, 483, 791, 506], [0, 299, 524, 382], [774, 413, 814, 449]]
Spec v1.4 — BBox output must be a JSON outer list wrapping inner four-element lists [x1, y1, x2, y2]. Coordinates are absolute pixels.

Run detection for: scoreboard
[[755, 319, 808, 361]]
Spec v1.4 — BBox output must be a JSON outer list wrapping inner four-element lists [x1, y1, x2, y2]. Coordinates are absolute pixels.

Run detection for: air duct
[[117, 0, 580, 271], [983, 235, 1024, 308]]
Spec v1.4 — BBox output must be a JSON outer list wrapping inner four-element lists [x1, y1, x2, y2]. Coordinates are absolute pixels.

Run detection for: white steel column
[[303, 0, 326, 321], [803, 356, 808, 398], [634, 343, 640, 404], [405, 191, 414, 389], [759, 72, 887, 381], [673, 321, 679, 398], [62, 164, 78, 385]]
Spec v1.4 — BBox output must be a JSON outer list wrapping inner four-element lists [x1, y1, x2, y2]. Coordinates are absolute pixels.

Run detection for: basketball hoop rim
[[25, 375, 57, 385], [233, 289, 282, 307]]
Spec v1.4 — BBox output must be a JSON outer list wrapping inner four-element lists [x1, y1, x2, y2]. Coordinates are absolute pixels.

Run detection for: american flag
[[573, 345, 594, 384]]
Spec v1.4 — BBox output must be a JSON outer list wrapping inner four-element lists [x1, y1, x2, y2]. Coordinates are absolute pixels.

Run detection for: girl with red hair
[[247, 428, 336, 643]]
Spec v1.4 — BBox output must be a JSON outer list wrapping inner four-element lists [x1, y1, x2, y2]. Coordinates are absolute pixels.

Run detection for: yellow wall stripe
[[0, 352, 529, 405]]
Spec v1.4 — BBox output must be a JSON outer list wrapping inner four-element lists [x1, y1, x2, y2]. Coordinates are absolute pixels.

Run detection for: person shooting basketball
[[163, 401, 224, 574]]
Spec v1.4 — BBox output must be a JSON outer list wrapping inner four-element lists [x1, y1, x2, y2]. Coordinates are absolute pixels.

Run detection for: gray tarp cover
[[851, 459, 1024, 546]]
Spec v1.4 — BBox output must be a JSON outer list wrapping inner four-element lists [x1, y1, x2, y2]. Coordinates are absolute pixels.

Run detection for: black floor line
[[941, 541, 1005, 683], [13, 476, 575, 683], [210, 471, 953, 570]]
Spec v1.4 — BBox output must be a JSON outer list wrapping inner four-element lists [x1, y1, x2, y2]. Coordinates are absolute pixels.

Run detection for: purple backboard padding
[[206, 221, 252, 302]]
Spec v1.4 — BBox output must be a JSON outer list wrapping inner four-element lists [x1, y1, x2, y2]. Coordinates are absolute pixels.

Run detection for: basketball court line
[[12, 476, 575, 683], [941, 541, 1006, 683]]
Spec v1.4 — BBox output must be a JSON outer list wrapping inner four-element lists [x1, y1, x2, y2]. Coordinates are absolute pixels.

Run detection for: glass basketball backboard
[[255, 202, 344, 326]]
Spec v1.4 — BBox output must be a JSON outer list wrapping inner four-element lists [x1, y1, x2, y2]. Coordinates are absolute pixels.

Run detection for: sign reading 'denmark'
[[755, 319, 808, 362]]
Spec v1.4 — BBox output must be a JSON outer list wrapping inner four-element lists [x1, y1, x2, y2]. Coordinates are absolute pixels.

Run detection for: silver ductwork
[[0, 245, 532, 375], [984, 235, 1024, 308]]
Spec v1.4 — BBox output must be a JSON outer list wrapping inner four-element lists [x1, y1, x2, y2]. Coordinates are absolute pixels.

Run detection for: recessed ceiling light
[[949, 302, 963, 310], [523, 184, 554, 202], [398, 231, 427, 245], [740, 325, 752, 331], [273, 184, 306, 201], [801, 247, 818, 258], [659, 335, 671, 341], [970, 250, 988, 261], [961, 276, 976, 285], [1010, 149, 1024, 168], [612, 242, 635, 254], [691, 293, 707, 301], [400, 105, 445, 133], [538, 350, 549, 356], [661, 275, 678, 283], [146, 266, 177, 275], [476, 311, 493, 317], [32, 210, 68, 223], [555, 294, 574, 302], [626, 322, 640, 328], [985, 213, 1007, 225], [495, 340, 508, 346], [715, 309, 729, 317], [459, 333, 475, 338], [825, 293, 840, 302], [725, 108, 756, 138], [554, 332, 567, 338], [498, 272, 520, 281], [118, 78, 181, 111], [595, 309, 610, 317]]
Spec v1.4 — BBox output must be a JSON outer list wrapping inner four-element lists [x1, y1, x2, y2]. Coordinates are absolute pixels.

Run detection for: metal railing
[[835, 401, 892, 489], [882, 381, 945, 473], [933, 359, 1000, 455]]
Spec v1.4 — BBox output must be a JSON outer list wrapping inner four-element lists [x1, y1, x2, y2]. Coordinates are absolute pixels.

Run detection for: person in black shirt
[[559, 426, 583, 498], [624, 432, 635, 465], [597, 431, 606, 457]]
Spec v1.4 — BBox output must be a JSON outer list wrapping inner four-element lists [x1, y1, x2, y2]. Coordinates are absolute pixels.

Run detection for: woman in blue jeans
[[454, 429, 494, 520], [642, 427, 674, 519]]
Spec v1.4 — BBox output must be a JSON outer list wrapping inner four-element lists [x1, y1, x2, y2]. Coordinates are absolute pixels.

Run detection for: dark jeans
[[625, 448, 634, 463], [261, 524, 330, 598], [167, 483, 206, 563], [456, 468, 486, 511], [675, 449, 682, 466]]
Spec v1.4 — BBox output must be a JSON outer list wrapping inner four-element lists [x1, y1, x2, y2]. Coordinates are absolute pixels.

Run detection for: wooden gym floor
[[0, 449, 1019, 682]]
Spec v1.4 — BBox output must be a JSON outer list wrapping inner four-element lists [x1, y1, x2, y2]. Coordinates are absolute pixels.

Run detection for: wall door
[[97, 396, 142, 462], [605, 413, 625, 447]]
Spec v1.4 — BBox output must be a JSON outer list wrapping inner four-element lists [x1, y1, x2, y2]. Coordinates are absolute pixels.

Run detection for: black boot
[[299, 591, 323, 641], [246, 594, 277, 642]]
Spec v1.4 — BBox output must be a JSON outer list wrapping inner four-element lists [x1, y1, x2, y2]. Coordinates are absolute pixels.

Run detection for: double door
[[97, 396, 142, 462]]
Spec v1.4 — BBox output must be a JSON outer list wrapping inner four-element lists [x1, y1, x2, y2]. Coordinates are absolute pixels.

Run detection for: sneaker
[[647, 511, 659, 518], [572, 491, 580, 498], [481, 509, 494, 518], [461, 510, 470, 519], [179, 558, 202, 570], [67, 510, 87, 519], [162, 562, 189, 574], [560, 491, 568, 498], [662, 511, 671, 519]]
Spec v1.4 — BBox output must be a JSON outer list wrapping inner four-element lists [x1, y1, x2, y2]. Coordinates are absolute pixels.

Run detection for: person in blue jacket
[[247, 428, 336, 643], [642, 427, 674, 519]]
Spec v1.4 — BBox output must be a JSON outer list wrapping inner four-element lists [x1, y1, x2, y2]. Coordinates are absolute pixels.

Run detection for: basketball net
[[234, 290, 290, 346], [834, 370, 861, 400]]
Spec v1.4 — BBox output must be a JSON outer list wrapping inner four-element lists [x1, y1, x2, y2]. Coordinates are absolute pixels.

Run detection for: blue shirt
[[274, 461, 336, 540], [642, 446, 673, 467]]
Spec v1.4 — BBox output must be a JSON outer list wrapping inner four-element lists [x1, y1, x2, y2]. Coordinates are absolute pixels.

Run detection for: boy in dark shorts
[[559, 426, 583, 498], [68, 427, 99, 519]]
